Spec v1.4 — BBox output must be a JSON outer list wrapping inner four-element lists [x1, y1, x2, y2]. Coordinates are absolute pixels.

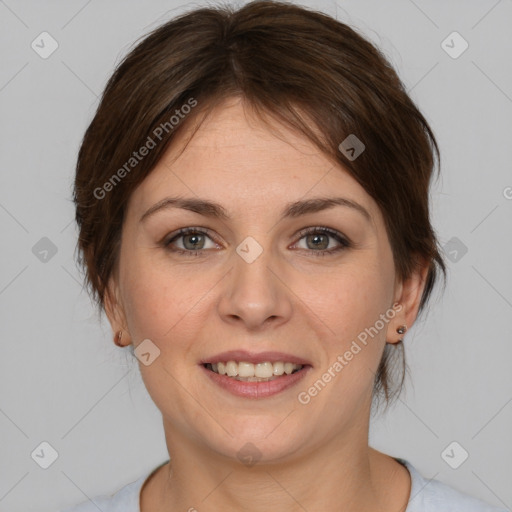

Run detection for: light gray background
[[0, 0, 511, 510]]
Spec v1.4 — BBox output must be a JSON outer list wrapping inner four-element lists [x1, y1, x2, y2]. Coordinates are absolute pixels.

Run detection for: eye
[[164, 227, 219, 256], [163, 226, 351, 257], [293, 227, 351, 256]]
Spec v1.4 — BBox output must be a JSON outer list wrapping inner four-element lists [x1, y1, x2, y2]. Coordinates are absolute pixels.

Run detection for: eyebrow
[[139, 195, 372, 224]]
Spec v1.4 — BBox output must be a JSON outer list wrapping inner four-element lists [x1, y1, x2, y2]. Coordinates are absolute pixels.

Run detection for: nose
[[217, 242, 293, 331]]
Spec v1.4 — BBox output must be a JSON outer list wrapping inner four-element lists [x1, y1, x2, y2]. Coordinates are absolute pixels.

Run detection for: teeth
[[284, 362, 295, 375], [255, 362, 274, 378], [239, 361, 255, 377], [273, 361, 284, 375], [207, 361, 304, 378], [226, 361, 238, 377]]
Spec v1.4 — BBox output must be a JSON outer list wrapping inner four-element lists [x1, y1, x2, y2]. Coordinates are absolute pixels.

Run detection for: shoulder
[[58, 473, 147, 512], [398, 458, 509, 512]]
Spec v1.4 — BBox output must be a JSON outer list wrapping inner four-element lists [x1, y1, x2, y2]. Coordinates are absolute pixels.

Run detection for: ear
[[104, 275, 130, 346], [387, 256, 430, 344]]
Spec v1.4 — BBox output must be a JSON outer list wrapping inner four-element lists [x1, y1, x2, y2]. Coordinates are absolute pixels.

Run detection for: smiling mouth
[[203, 361, 306, 382]]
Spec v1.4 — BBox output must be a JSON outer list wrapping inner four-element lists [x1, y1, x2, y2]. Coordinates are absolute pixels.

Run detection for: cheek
[[299, 280, 392, 411], [119, 260, 215, 417], [301, 260, 394, 404], [312, 261, 392, 342], [120, 256, 215, 350]]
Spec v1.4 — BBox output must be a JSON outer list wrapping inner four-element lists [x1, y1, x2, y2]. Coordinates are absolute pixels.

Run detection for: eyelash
[[163, 226, 351, 258]]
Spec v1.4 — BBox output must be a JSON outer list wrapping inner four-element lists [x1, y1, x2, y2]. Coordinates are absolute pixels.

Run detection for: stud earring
[[396, 324, 407, 342], [396, 325, 407, 335]]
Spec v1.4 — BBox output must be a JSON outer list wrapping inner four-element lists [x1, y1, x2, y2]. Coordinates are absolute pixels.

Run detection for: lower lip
[[200, 364, 312, 399]]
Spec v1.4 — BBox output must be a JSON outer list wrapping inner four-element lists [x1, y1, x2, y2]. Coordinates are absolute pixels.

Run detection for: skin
[[104, 96, 428, 512]]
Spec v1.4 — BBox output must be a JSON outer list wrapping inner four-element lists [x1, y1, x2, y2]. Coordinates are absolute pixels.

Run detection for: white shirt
[[60, 458, 509, 512]]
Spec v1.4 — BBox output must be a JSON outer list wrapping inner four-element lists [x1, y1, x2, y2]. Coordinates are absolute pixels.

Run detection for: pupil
[[308, 234, 328, 250], [184, 233, 204, 250]]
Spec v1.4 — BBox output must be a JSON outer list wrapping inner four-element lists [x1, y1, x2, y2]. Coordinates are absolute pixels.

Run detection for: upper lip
[[200, 350, 312, 366]]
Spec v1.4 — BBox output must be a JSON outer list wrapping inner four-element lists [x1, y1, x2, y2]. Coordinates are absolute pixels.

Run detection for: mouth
[[203, 361, 306, 381], [200, 359, 312, 399]]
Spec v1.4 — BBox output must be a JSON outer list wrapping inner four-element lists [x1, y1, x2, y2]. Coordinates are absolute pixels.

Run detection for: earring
[[114, 330, 124, 347], [396, 324, 407, 342]]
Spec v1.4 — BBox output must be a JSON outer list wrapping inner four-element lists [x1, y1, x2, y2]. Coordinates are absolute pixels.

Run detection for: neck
[[143, 422, 409, 512]]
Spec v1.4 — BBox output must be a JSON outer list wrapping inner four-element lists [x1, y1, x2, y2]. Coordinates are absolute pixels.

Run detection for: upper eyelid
[[165, 226, 349, 247], [296, 226, 348, 239], [165, 227, 219, 245]]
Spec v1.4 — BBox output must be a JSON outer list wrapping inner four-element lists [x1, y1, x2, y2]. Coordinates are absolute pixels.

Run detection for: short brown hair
[[73, 0, 447, 411]]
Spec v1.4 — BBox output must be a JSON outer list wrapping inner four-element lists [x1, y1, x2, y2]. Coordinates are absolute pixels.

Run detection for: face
[[106, 97, 419, 464]]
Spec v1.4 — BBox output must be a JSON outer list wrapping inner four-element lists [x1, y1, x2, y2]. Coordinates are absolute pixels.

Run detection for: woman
[[63, 1, 507, 511]]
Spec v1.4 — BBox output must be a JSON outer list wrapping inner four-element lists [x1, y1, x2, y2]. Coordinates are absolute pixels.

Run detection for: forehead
[[167, 98, 329, 173], [181, 98, 314, 150], [126, 98, 380, 228]]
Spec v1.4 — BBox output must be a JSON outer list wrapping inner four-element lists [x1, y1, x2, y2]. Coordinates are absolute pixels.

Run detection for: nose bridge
[[234, 237, 274, 292], [218, 234, 292, 328]]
